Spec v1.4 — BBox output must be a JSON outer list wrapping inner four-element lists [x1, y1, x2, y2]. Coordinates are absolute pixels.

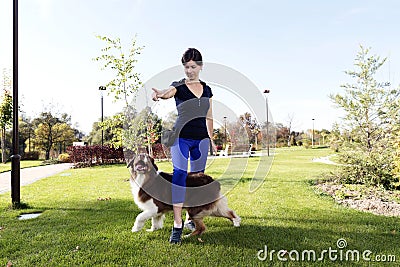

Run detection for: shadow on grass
[[2, 197, 399, 266], [4, 196, 399, 243], [182, 212, 398, 255]]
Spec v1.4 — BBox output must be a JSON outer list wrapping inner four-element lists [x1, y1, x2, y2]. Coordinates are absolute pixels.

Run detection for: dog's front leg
[[132, 210, 156, 232]]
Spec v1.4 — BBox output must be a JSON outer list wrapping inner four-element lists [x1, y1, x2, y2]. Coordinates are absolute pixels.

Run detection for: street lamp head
[[99, 86, 106, 91], [263, 89, 270, 94]]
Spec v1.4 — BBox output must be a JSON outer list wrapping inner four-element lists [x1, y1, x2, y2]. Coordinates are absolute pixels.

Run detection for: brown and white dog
[[127, 153, 241, 236]]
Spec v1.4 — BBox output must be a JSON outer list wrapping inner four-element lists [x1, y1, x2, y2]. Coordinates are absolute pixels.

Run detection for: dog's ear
[[126, 155, 136, 169], [149, 156, 158, 171], [127, 159, 134, 169]]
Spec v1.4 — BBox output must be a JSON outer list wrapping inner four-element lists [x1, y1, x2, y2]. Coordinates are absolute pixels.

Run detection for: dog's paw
[[232, 217, 241, 227], [146, 225, 162, 232], [132, 225, 141, 232]]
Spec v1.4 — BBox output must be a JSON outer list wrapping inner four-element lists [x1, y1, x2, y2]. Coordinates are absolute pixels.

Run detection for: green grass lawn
[[0, 160, 45, 173], [0, 148, 398, 266]]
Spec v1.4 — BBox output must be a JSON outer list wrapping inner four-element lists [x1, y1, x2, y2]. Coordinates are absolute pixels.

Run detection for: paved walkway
[[0, 163, 73, 194]]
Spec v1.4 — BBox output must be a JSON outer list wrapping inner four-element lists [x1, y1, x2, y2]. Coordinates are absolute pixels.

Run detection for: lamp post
[[11, 0, 20, 206], [312, 118, 315, 148], [263, 89, 270, 156], [99, 86, 106, 146], [223, 116, 227, 149]]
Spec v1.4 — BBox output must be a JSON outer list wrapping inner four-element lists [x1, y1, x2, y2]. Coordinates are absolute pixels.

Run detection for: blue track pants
[[170, 138, 209, 204]]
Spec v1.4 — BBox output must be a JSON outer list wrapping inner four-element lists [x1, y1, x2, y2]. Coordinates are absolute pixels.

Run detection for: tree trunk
[[1, 128, 6, 163]]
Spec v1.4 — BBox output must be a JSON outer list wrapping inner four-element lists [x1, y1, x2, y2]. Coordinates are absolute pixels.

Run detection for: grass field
[[0, 160, 45, 173], [0, 148, 399, 266]]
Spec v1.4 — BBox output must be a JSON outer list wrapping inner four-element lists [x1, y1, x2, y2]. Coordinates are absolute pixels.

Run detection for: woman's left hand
[[211, 140, 218, 155]]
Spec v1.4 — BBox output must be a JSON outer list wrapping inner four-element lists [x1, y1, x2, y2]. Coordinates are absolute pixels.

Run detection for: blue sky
[[1, 0, 400, 134]]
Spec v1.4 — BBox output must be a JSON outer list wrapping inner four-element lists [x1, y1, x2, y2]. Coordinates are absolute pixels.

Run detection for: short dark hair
[[181, 48, 203, 66]]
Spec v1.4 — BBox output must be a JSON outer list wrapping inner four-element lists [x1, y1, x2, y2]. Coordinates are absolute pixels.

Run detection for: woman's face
[[183, 60, 202, 81]]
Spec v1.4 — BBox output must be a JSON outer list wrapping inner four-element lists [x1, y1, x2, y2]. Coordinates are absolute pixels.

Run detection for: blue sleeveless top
[[170, 79, 213, 140]]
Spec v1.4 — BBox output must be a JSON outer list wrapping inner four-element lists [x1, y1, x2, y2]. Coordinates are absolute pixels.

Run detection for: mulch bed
[[315, 182, 400, 217]]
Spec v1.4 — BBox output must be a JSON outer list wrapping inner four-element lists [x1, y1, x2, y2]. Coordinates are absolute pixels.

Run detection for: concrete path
[[311, 155, 338, 165], [0, 163, 73, 194]]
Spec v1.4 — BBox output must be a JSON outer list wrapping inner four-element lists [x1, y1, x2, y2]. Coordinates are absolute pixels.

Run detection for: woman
[[152, 48, 216, 244]]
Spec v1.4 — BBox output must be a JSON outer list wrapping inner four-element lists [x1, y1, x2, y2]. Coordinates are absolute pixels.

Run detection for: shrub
[[58, 153, 70, 163], [303, 141, 311, 149], [297, 140, 303, 146], [333, 148, 398, 190], [151, 143, 168, 159]]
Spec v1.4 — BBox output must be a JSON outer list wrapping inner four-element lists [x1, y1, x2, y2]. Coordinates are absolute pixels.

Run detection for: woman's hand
[[152, 87, 176, 101], [211, 140, 218, 155], [152, 88, 161, 101]]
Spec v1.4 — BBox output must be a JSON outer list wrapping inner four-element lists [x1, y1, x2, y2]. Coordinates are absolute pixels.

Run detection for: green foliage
[[19, 116, 35, 153], [393, 128, 400, 181], [0, 90, 12, 163], [1, 69, 13, 163], [32, 112, 76, 160], [93, 35, 154, 153], [93, 35, 144, 106], [334, 147, 397, 189], [329, 45, 400, 189], [98, 113, 124, 148], [21, 151, 40, 160], [330, 45, 399, 152], [0, 90, 12, 129], [123, 106, 161, 155]]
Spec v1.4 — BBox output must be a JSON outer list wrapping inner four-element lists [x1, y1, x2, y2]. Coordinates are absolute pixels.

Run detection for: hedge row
[[67, 145, 125, 167], [66, 144, 171, 167], [152, 143, 169, 159]]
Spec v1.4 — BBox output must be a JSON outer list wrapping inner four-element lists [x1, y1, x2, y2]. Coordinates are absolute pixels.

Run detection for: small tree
[[93, 35, 143, 107], [94, 35, 148, 154], [330, 45, 400, 189]]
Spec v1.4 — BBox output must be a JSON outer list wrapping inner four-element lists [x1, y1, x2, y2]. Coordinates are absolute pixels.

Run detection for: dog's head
[[127, 153, 158, 174]]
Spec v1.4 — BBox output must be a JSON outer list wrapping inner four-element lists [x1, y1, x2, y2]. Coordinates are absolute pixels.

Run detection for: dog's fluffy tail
[[213, 196, 241, 227]]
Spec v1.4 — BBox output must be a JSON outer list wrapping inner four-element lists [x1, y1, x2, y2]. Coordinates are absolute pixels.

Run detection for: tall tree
[[285, 113, 295, 147], [330, 45, 399, 152], [32, 112, 76, 160], [330, 45, 400, 188], [240, 112, 261, 148], [0, 69, 13, 163]]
